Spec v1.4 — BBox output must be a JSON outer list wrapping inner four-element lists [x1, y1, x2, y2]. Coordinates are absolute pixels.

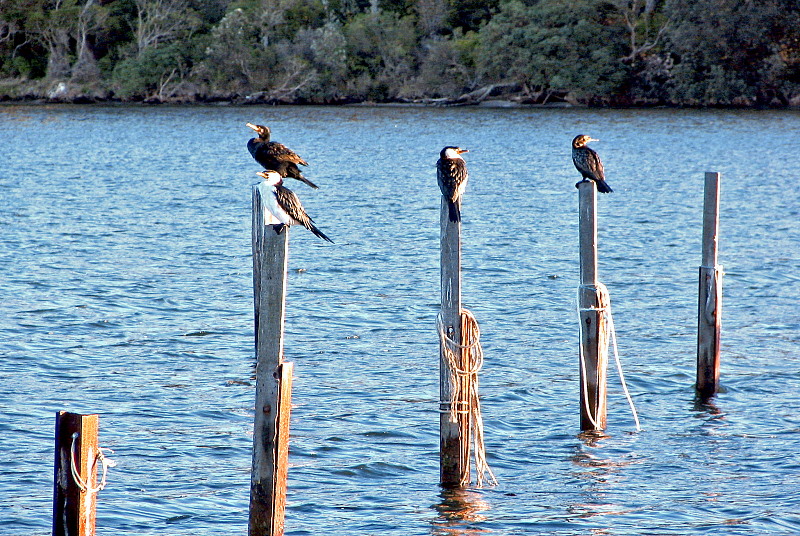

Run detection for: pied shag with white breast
[[256, 170, 332, 242]]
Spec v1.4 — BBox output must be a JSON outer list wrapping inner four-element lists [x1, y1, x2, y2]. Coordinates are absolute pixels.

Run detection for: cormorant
[[572, 135, 613, 193], [256, 170, 333, 243], [246, 123, 319, 189], [437, 146, 469, 222]]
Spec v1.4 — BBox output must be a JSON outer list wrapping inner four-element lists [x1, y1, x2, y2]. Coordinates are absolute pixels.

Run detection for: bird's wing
[[437, 158, 468, 202], [264, 142, 308, 166], [275, 185, 314, 227], [247, 138, 261, 158], [586, 149, 605, 181]]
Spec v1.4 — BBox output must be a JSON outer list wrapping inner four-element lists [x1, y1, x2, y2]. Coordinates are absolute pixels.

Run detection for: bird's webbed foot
[[272, 223, 287, 235], [575, 179, 589, 189]]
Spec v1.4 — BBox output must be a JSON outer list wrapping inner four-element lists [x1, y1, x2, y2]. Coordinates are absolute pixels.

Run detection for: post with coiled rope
[[439, 195, 466, 486], [696, 172, 722, 398], [577, 180, 609, 431], [53, 411, 99, 536], [438, 197, 496, 488]]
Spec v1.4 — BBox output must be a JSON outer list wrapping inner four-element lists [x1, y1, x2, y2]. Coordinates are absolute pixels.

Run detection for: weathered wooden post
[[53, 412, 99, 536], [577, 180, 609, 431], [439, 197, 471, 487], [250, 182, 293, 536], [696, 171, 722, 398]]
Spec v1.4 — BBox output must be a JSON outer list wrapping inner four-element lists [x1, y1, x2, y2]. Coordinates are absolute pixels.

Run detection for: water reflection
[[568, 433, 638, 523], [431, 488, 491, 536], [693, 396, 724, 419]]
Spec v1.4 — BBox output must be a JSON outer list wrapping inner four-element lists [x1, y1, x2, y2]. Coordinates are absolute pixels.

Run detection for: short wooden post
[[53, 411, 99, 536], [696, 172, 722, 398], [577, 181, 609, 431], [250, 183, 292, 536], [439, 197, 470, 487]]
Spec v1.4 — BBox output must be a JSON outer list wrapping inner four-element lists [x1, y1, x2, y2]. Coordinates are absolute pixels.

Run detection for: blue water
[[1, 104, 799, 535]]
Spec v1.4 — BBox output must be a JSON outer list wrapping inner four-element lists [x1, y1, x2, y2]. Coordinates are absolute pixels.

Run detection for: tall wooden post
[[251, 183, 293, 536], [53, 412, 99, 536], [696, 172, 722, 398], [577, 181, 609, 431], [439, 197, 470, 487]]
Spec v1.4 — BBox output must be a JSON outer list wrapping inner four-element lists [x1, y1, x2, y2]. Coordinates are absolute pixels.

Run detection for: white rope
[[577, 285, 605, 430], [436, 310, 497, 488], [605, 309, 641, 432], [70, 432, 117, 493], [576, 284, 641, 432]]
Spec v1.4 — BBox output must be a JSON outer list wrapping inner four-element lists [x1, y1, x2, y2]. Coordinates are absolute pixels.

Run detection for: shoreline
[[1, 83, 799, 110], [4, 96, 800, 110]]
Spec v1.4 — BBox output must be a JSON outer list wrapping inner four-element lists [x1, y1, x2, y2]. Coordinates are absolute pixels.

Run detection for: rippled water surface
[[1, 104, 799, 535]]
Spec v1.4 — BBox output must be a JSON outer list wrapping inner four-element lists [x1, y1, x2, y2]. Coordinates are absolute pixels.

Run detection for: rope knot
[[437, 308, 497, 487]]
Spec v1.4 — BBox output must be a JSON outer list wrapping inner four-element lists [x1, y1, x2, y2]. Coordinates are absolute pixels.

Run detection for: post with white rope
[[251, 183, 293, 536], [437, 197, 497, 489], [439, 196, 468, 487], [577, 180, 609, 432], [696, 172, 722, 398], [53, 411, 99, 536]]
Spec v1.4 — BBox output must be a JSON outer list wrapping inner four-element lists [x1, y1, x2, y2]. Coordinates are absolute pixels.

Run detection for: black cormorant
[[572, 135, 613, 193], [247, 123, 318, 189], [437, 146, 469, 222], [256, 170, 333, 242]]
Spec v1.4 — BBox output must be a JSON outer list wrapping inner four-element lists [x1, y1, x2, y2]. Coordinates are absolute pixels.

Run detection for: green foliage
[[342, 11, 417, 99], [198, 7, 265, 91], [663, 0, 800, 105], [409, 33, 478, 98], [476, 0, 629, 101], [447, 0, 499, 33], [111, 42, 196, 98], [1, 0, 799, 104]]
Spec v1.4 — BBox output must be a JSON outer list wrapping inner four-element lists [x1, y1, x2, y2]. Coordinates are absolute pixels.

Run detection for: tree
[[476, 0, 629, 102], [71, 0, 108, 82], [662, 0, 799, 105], [410, 31, 479, 98], [199, 7, 263, 90], [342, 10, 417, 100], [134, 0, 200, 56], [447, 0, 498, 33], [415, 0, 448, 37], [610, 0, 669, 63], [27, 0, 75, 79]]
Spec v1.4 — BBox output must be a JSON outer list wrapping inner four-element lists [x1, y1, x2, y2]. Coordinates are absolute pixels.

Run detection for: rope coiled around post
[[70, 432, 116, 493], [577, 283, 641, 432], [437, 309, 497, 488]]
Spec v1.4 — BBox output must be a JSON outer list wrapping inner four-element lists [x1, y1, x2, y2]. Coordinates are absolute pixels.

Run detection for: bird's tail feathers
[[596, 180, 614, 194], [285, 165, 319, 189], [309, 223, 334, 243], [297, 175, 320, 189], [448, 200, 461, 223]]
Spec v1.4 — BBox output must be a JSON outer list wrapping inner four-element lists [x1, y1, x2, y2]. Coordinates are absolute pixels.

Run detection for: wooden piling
[[53, 411, 99, 536], [696, 171, 722, 398], [439, 197, 470, 487], [577, 181, 609, 431], [250, 183, 292, 536]]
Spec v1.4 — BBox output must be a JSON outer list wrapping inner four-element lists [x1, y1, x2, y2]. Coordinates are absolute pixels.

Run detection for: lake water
[[1, 104, 799, 535]]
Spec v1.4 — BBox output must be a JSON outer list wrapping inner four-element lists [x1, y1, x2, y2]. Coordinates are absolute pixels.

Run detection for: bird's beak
[[590, 138, 600, 142], [246, 123, 259, 131], [457, 148, 469, 154]]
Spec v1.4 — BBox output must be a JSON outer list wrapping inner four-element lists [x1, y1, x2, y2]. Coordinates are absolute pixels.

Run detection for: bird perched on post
[[256, 170, 333, 243], [246, 123, 319, 189], [572, 135, 613, 193], [437, 146, 469, 222]]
